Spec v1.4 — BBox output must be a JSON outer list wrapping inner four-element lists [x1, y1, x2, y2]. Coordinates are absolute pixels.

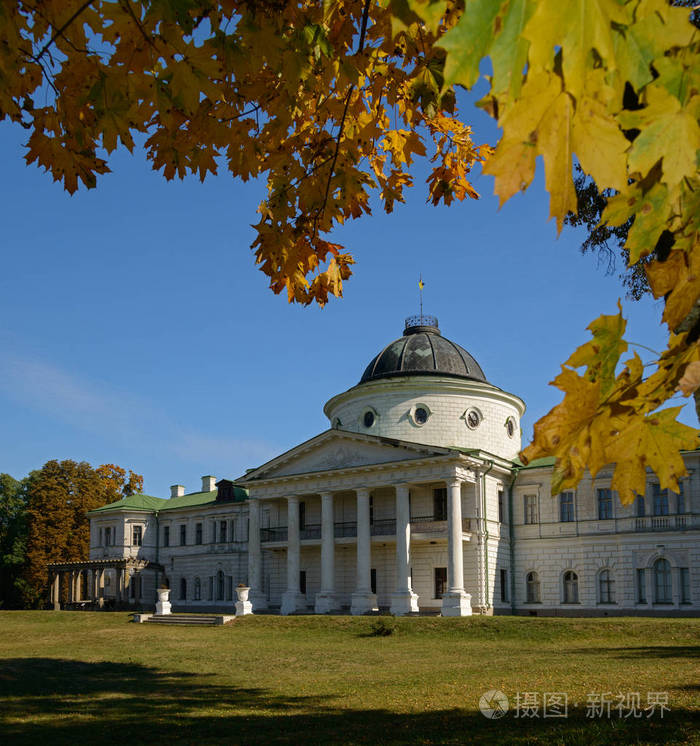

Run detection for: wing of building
[[54, 315, 699, 616]]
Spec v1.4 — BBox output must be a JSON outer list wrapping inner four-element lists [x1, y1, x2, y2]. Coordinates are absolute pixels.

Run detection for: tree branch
[[314, 0, 372, 235], [36, 0, 95, 61]]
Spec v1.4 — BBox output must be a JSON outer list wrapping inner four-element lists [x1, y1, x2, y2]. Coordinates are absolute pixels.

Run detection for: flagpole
[[419, 274, 423, 323]]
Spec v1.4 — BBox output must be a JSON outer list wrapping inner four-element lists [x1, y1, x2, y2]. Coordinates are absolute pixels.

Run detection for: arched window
[[194, 577, 201, 601], [598, 569, 615, 604], [563, 571, 579, 604], [180, 577, 187, 601], [653, 558, 672, 603], [526, 572, 540, 603], [217, 571, 225, 601]]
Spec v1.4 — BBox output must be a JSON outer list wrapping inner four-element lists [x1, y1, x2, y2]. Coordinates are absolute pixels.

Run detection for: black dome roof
[[360, 316, 487, 384]]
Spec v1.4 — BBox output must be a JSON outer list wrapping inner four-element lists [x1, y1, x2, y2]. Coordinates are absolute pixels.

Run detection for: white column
[[351, 487, 377, 615], [281, 495, 306, 615], [390, 484, 419, 615], [247, 498, 266, 611], [315, 492, 337, 613], [442, 478, 472, 616], [51, 572, 60, 610]]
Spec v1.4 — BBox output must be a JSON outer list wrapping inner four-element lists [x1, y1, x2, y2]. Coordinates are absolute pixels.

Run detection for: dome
[[359, 315, 487, 384]]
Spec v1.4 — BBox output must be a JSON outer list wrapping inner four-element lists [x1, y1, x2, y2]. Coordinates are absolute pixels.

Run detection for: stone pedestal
[[351, 591, 378, 615], [235, 586, 253, 616], [314, 591, 338, 614], [441, 591, 472, 617], [155, 588, 172, 615], [390, 590, 419, 616]]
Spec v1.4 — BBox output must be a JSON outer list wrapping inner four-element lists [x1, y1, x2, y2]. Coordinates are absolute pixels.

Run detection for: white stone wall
[[324, 377, 525, 459]]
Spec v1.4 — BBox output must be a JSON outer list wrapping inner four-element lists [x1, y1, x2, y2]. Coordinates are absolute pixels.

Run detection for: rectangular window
[[559, 492, 574, 522], [498, 490, 505, 523], [219, 520, 227, 543], [132, 525, 142, 546], [299, 502, 306, 531], [105, 527, 112, 546], [676, 483, 685, 514], [369, 496, 374, 526], [226, 576, 233, 601], [163, 525, 170, 547], [637, 568, 647, 603], [500, 569, 508, 602], [434, 567, 447, 599], [433, 488, 447, 521], [635, 495, 645, 517], [597, 488, 613, 520], [208, 576, 213, 601], [99, 527, 103, 546], [195, 522, 203, 545], [524, 494, 537, 524], [300, 570, 307, 595], [230, 519, 236, 542], [680, 568, 690, 603], [371, 568, 377, 595], [180, 524, 187, 546], [652, 484, 669, 516]]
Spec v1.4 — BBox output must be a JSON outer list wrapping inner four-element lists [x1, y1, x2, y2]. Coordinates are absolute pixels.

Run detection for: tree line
[[0, 461, 142, 608]]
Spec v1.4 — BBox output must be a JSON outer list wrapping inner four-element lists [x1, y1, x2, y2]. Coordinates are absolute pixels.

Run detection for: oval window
[[506, 418, 515, 437], [415, 407, 428, 425], [466, 409, 481, 429], [363, 411, 375, 428]]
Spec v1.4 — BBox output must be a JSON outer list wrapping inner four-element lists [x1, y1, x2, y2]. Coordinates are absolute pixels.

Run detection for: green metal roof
[[88, 493, 167, 514], [160, 486, 249, 512], [512, 456, 557, 469], [88, 485, 248, 516]]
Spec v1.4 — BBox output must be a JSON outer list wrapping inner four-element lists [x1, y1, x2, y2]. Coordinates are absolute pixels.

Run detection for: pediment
[[241, 430, 449, 481]]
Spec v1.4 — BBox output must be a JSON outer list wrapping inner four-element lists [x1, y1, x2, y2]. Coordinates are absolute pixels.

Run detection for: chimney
[[201, 475, 216, 493], [170, 484, 185, 498]]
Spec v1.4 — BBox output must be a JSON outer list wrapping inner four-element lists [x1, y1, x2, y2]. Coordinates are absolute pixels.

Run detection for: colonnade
[[247, 477, 472, 616]]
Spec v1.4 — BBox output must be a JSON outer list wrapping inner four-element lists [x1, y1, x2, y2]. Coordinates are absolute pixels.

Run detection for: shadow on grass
[[568, 645, 700, 660], [0, 658, 697, 745]]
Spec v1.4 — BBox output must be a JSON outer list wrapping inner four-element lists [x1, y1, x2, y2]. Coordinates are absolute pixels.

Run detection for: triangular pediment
[[239, 429, 451, 481]]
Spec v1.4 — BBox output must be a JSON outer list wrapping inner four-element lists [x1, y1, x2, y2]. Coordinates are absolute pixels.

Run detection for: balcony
[[261, 516, 474, 543], [410, 515, 471, 534]]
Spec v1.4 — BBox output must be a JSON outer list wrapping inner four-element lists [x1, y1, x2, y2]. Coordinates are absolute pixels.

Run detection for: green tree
[[0, 473, 27, 608], [21, 460, 143, 607]]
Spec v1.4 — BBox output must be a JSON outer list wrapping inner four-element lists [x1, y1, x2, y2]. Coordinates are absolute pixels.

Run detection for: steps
[[140, 613, 234, 626]]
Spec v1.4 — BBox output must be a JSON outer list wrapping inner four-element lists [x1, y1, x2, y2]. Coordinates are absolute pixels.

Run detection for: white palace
[[50, 316, 699, 616]]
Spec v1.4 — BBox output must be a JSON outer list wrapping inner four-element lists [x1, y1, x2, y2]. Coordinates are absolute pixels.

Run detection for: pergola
[[47, 558, 163, 610]]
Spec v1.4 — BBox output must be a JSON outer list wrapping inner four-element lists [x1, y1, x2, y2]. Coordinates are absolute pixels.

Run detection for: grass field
[[0, 612, 698, 745]]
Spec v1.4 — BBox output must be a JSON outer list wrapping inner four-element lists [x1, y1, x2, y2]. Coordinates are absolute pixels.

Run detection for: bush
[[369, 618, 397, 637]]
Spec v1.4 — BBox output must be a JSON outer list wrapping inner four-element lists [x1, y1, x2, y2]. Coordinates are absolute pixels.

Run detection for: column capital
[[393, 482, 412, 491], [319, 491, 334, 500], [355, 486, 370, 498], [286, 494, 300, 504], [446, 477, 462, 489]]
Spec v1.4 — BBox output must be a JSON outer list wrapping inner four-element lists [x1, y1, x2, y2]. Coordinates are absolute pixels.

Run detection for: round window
[[506, 418, 515, 437], [466, 408, 481, 429], [363, 411, 375, 428], [415, 407, 428, 425]]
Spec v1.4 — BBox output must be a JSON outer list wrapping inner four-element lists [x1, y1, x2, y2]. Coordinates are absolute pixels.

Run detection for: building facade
[[65, 316, 698, 616]]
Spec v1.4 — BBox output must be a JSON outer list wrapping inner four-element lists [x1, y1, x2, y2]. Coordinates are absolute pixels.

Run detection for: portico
[[48, 558, 161, 610], [239, 429, 480, 616]]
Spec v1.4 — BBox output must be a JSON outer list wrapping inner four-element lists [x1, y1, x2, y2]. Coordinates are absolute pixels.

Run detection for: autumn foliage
[[2, 1, 699, 499], [20, 460, 143, 607]]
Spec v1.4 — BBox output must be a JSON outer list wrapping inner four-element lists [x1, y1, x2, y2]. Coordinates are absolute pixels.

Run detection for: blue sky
[[0, 89, 686, 496]]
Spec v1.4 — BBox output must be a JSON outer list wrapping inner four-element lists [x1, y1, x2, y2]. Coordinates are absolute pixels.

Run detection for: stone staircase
[[138, 613, 235, 626]]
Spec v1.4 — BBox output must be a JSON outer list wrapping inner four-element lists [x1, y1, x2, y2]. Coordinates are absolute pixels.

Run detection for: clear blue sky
[[0, 89, 686, 496]]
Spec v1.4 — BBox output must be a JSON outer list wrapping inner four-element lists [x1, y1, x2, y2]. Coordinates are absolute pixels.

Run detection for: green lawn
[[0, 612, 698, 744]]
